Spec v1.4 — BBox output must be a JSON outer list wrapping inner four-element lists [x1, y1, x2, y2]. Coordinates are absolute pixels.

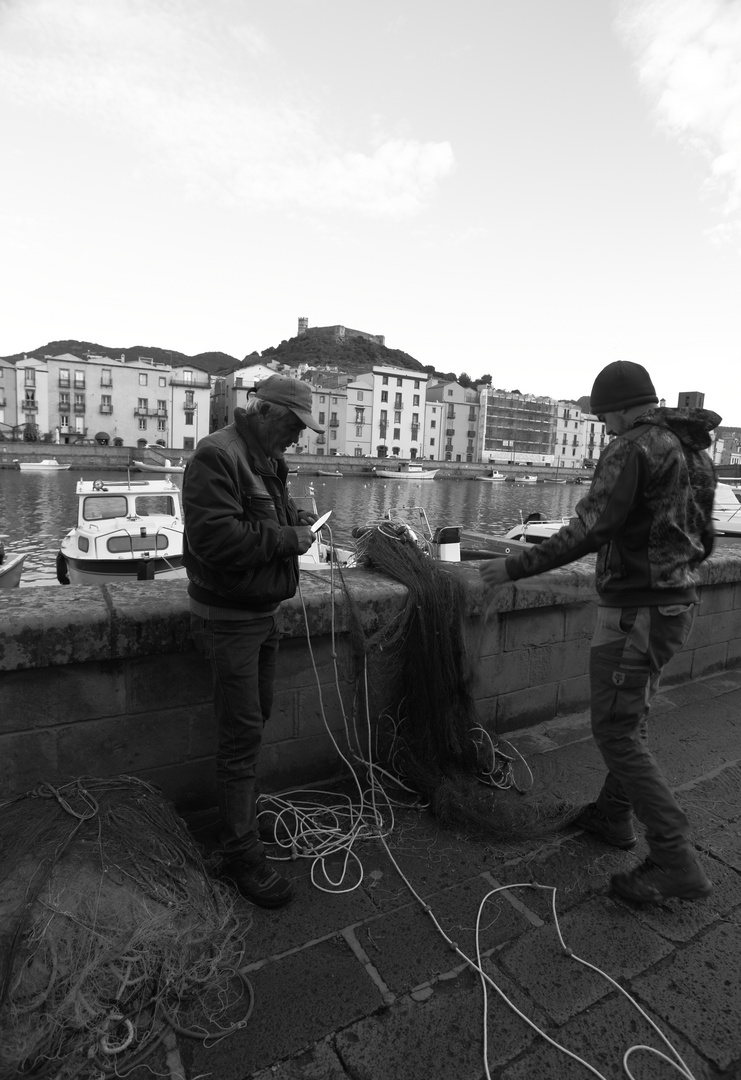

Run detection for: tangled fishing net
[[0, 776, 251, 1080], [351, 518, 575, 839]]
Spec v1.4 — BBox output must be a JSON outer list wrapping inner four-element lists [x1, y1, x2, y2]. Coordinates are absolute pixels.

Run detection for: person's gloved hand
[[479, 559, 513, 588], [293, 525, 315, 554]]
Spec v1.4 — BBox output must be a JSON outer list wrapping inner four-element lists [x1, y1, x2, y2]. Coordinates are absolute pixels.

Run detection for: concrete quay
[[159, 668, 741, 1080]]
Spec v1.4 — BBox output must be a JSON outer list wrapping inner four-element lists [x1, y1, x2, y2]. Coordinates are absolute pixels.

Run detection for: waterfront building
[[0, 358, 18, 437], [299, 384, 349, 456], [363, 365, 428, 459], [344, 377, 374, 457], [426, 381, 481, 463], [7, 352, 211, 449], [211, 363, 280, 430], [478, 388, 557, 465]]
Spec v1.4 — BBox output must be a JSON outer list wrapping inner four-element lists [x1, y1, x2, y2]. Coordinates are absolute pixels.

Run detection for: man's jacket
[[504, 407, 720, 606], [182, 408, 302, 610]]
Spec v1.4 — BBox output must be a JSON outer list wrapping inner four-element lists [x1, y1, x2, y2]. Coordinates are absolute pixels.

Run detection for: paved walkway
[[176, 669, 741, 1080]]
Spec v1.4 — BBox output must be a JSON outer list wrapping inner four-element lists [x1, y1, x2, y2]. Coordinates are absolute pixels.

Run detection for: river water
[[2, 468, 738, 588]]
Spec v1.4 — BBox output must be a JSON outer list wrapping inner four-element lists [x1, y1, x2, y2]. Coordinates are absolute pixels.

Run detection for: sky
[[1, 0, 740, 423]]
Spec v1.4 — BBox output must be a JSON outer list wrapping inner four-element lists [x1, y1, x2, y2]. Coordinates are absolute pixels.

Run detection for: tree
[[458, 372, 473, 388]]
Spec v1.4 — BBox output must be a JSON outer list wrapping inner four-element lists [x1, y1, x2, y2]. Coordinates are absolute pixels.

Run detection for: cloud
[[616, 0, 741, 217], [0, 0, 454, 217]]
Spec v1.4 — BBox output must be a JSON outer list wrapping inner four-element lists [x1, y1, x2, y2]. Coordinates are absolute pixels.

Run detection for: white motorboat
[[712, 482, 741, 537], [375, 464, 439, 480], [57, 476, 186, 584], [132, 458, 185, 473], [514, 473, 539, 484], [504, 513, 568, 543], [15, 458, 71, 471], [0, 540, 25, 587], [474, 470, 506, 481], [292, 495, 355, 569], [316, 469, 343, 477]]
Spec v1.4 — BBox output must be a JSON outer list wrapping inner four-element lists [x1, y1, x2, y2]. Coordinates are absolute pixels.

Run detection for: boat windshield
[[134, 495, 176, 516], [83, 496, 129, 520]]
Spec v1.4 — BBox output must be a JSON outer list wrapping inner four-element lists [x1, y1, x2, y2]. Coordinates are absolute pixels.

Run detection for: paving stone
[[180, 937, 383, 1080], [249, 1039, 350, 1079], [678, 763, 741, 824], [498, 895, 674, 1025], [632, 922, 741, 1072], [500, 986, 713, 1080], [334, 965, 545, 1080]]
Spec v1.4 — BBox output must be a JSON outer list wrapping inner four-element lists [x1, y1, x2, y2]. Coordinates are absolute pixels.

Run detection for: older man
[[183, 375, 322, 907], [481, 362, 719, 904]]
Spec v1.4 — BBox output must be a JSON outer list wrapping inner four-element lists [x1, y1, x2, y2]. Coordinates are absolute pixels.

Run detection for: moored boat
[[375, 464, 439, 480], [0, 540, 25, 587], [712, 482, 741, 537], [57, 476, 186, 584], [514, 473, 539, 484], [15, 458, 71, 472], [474, 470, 505, 481], [131, 458, 185, 473], [317, 469, 343, 477]]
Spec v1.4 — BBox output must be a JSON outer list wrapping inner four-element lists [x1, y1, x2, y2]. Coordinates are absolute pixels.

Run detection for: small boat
[[375, 464, 439, 480], [292, 495, 355, 569], [514, 473, 539, 484], [15, 458, 71, 472], [712, 482, 741, 537], [542, 478, 567, 484], [317, 469, 343, 477], [0, 540, 25, 588], [131, 458, 185, 473], [57, 476, 186, 585], [504, 512, 568, 544], [474, 470, 506, 482]]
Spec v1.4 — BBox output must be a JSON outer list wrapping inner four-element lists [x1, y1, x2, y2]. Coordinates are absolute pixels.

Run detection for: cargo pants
[[590, 603, 697, 868]]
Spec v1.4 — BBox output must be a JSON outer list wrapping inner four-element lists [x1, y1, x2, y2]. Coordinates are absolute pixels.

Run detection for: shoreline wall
[[1, 555, 740, 810]]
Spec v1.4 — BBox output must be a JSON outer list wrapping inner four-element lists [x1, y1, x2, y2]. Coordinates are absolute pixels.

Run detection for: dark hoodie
[[504, 407, 721, 606]]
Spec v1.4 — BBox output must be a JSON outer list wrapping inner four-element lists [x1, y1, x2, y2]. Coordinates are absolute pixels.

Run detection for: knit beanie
[[590, 361, 658, 415]]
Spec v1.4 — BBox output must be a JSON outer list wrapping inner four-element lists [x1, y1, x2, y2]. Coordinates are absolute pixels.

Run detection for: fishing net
[[352, 520, 575, 839], [0, 776, 251, 1080]]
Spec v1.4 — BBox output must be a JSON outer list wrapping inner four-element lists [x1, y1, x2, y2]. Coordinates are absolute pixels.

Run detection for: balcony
[[170, 376, 210, 388], [329, 418, 339, 427], [100, 379, 112, 388], [183, 402, 196, 411], [134, 408, 151, 417], [73, 404, 86, 414], [23, 402, 39, 412], [99, 404, 113, 414]]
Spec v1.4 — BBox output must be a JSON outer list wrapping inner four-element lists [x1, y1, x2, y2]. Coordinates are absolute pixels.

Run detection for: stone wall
[[1, 553, 740, 811]]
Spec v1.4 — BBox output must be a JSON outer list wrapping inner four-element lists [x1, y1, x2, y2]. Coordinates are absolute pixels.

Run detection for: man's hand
[[479, 558, 513, 588], [297, 511, 317, 526], [293, 525, 315, 554]]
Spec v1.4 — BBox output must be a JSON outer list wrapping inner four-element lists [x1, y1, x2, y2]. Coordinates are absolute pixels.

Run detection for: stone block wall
[[1, 552, 740, 811]]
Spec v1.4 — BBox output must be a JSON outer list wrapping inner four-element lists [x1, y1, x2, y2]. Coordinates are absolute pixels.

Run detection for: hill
[[1, 333, 436, 380]]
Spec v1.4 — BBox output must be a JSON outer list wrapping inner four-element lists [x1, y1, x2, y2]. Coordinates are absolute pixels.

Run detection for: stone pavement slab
[[176, 671, 741, 1080]]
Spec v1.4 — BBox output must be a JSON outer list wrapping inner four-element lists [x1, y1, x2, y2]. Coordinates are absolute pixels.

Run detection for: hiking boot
[[572, 802, 637, 850], [611, 857, 712, 904], [222, 855, 294, 908]]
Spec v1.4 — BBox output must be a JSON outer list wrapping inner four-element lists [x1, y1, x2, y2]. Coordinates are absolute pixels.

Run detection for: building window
[[157, 399, 167, 414], [394, 394, 402, 409], [354, 408, 364, 424], [157, 419, 166, 432], [430, 419, 436, 428], [101, 395, 112, 414], [185, 412, 194, 425], [318, 411, 325, 423], [447, 389, 453, 396], [413, 395, 419, 407], [74, 372, 85, 388], [59, 369, 70, 387], [139, 373, 148, 386], [137, 397, 148, 413], [320, 395, 326, 402], [59, 393, 70, 408], [396, 378, 402, 387], [101, 369, 112, 386], [357, 391, 364, 401], [25, 368, 36, 386], [393, 428, 400, 440], [382, 376, 388, 385], [60, 414, 69, 426], [430, 437, 435, 446], [159, 376, 167, 387], [331, 429, 337, 440], [183, 437, 194, 450], [414, 380, 420, 389], [381, 391, 388, 402], [355, 425, 363, 437], [138, 418, 147, 430], [332, 397, 338, 404], [185, 391, 194, 408], [182, 370, 193, 384], [394, 411, 401, 423], [354, 447, 363, 456]]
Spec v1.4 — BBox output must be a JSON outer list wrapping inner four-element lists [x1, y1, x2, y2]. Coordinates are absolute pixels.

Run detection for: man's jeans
[[191, 613, 280, 864], [590, 603, 696, 867]]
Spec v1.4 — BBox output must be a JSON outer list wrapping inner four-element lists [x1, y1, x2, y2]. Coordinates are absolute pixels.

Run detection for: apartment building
[[344, 377, 374, 457], [7, 352, 211, 449], [426, 381, 480, 462], [298, 385, 348, 456], [478, 388, 558, 464], [366, 365, 427, 459], [211, 363, 278, 430]]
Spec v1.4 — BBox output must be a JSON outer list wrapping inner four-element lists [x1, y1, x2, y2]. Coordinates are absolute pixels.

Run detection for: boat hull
[[17, 462, 71, 471], [132, 461, 185, 473], [376, 469, 439, 480], [0, 553, 26, 588], [60, 554, 186, 584]]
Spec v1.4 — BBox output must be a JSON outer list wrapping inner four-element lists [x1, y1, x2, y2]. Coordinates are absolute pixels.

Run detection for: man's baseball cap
[[255, 375, 323, 432]]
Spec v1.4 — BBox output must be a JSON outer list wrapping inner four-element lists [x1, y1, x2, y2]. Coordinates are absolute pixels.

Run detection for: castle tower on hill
[[296, 317, 384, 347]]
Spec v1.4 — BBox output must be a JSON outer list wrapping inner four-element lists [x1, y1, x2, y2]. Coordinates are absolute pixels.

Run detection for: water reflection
[[1, 468, 737, 588]]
